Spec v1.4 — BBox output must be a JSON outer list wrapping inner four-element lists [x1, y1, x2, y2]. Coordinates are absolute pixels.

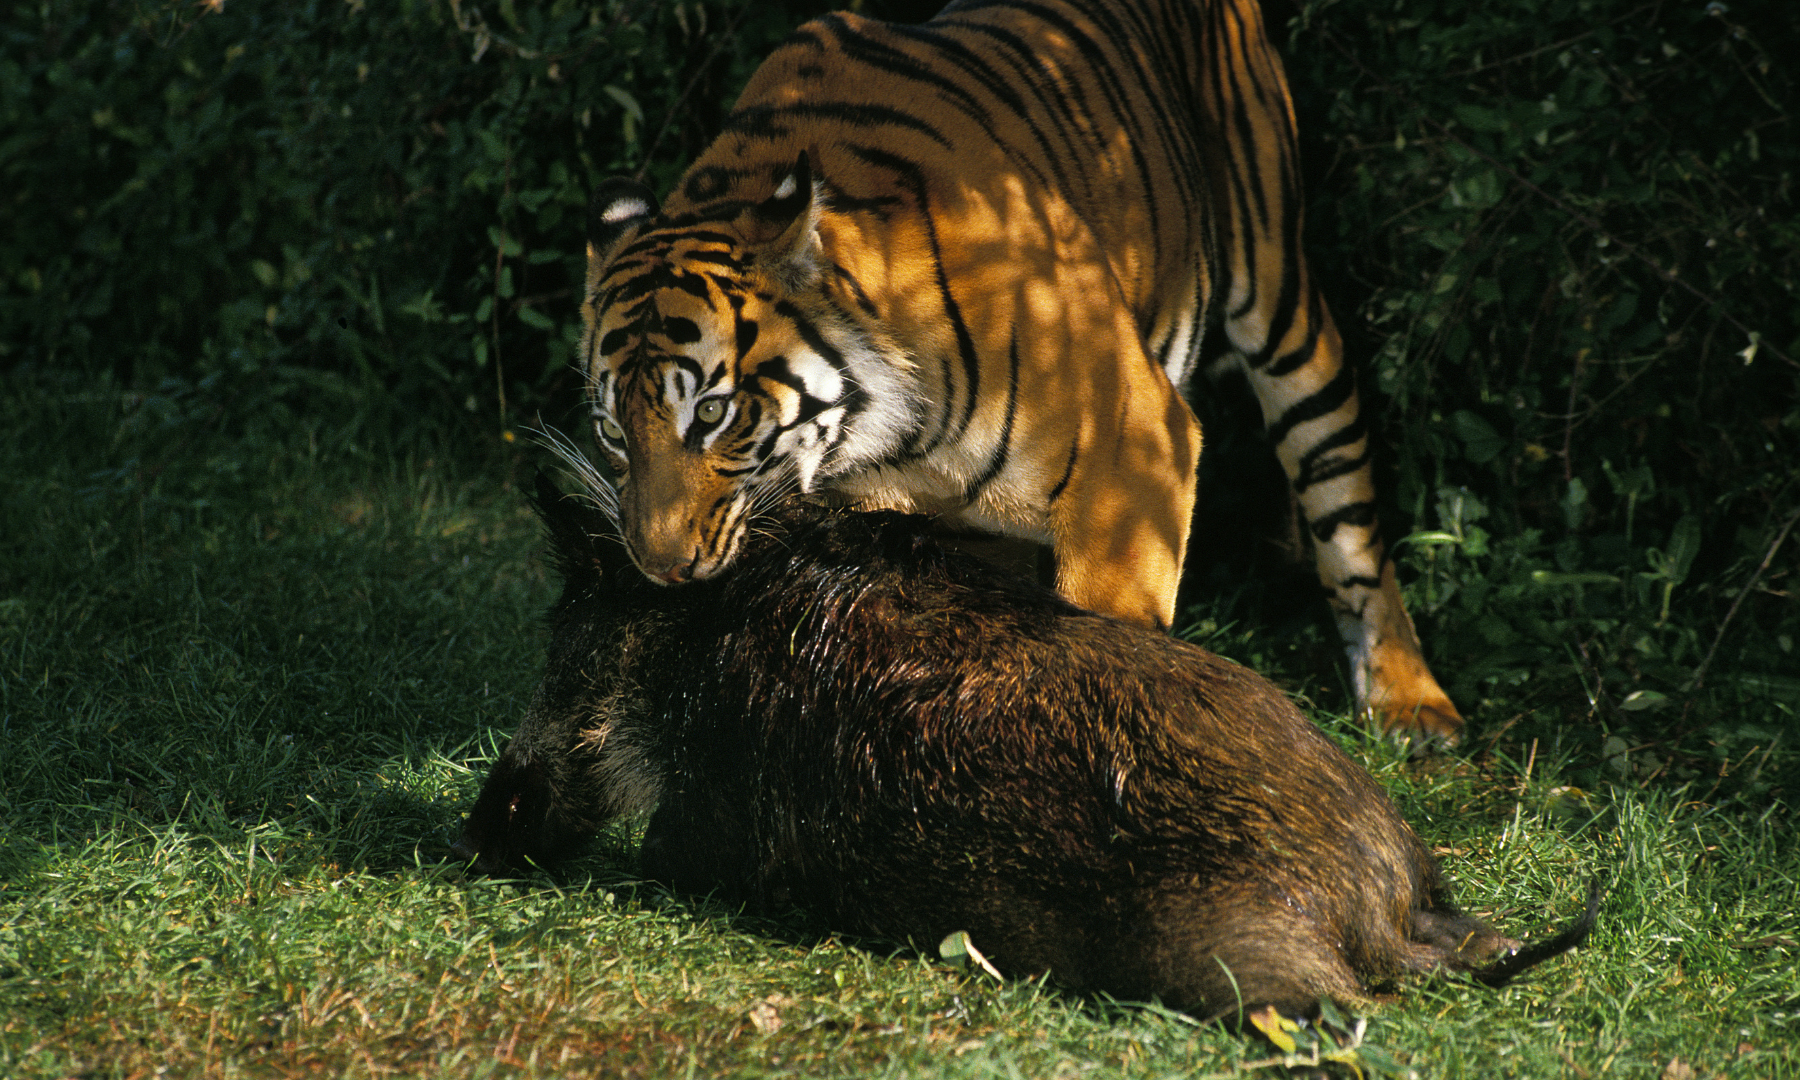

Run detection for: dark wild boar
[[454, 473, 1597, 1021]]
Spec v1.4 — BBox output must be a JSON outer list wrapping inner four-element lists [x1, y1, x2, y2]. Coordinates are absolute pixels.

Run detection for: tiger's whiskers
[[529, 422, 622, 530]]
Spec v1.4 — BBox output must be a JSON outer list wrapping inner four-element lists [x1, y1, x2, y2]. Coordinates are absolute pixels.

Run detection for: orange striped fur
[[578, 0, 1462, 742]]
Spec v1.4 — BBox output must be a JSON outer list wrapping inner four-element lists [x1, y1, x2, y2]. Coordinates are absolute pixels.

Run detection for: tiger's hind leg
[[1227, 303, 1463, 745], [1200, 0, 1462, 745]]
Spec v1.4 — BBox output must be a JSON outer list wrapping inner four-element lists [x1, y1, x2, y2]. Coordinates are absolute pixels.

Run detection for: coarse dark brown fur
[[454, 474, 1597, 1022]]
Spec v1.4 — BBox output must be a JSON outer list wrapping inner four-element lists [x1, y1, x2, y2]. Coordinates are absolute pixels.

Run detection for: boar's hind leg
[[1407, 906, 1520, 973], [1143, 902, 1366, 1023]]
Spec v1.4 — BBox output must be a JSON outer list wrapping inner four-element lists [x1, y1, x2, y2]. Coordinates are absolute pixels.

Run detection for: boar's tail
[[1472, 878, 1604, 987]]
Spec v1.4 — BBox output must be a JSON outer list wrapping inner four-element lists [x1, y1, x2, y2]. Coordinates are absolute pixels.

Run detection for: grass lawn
[[3, 384, 1795, 1078]]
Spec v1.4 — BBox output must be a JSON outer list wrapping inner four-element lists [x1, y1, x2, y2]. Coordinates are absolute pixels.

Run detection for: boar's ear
[[531, 471, 631, 588]]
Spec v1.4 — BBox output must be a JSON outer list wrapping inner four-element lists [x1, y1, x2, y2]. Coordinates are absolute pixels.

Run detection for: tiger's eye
[[696, 398, 726, 425], [600, 416, 625, 442]]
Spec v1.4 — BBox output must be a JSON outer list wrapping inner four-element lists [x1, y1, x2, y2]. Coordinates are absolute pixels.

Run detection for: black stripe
[[661, 316, 701, 345], [606, 231, 736, 275], [701, 362, 734, 395], [684, 166, 748, 203], [1295, 444, 1371, 493], [967, 0, 1170, 247], [964, 332, 1020, 501], [1265, 360, 1355, 448], [599, 328, 632, 356], [778, 297, 870, 426], [1211, 5, 1268, 324], [703, 491, 750, 566], [1044, 0, 1202, 252], [673, 229, 740, 248], [751, 427, 783, 463], [724, 103, 953, 150], [1293, 414, 1369, 492], [881, 19, 1070, 199], [659, 203, 771, 229], [1262, 301, 1320, 377], [1243, 232, 1305, 369], [735, 312, 759, 360], [665, 351, 707, 385], [842, 142, 980, 458], [946, 15, 1115, 195], [817, 15, 994, 132], [774, 299, 846, 371], [610, 264, 714, 306], [1308, 500, 1377, 544], [1046, 436, 1080, 504], [748, 355, 810, 400], [684, 250, 743, 270], [823, 181, 905, 219], [1220, 2, 1305, 361], [832, 264, 880, 318]]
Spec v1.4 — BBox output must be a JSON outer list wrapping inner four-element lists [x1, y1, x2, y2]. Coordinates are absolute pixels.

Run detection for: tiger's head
[[579, 153, 908, 586]]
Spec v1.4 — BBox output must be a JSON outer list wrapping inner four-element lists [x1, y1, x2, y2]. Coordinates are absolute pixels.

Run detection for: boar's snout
[[453, 750, 558, 874], [449, 829, 506, 875]]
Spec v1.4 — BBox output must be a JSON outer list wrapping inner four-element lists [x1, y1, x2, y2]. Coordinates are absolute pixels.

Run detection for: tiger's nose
[[648, 550, 700, 584]]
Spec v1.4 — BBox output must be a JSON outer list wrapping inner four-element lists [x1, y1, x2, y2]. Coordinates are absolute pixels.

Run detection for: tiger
[[577, 0, 1463, 743]]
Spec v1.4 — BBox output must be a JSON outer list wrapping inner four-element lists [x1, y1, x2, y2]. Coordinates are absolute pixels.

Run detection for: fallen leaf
[[938, 930, 1004, 983], [747, 994, 792, 1035], [1247, 1004, 1300, 1054]]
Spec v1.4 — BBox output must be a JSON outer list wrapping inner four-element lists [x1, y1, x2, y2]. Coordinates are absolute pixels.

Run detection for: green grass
[[3, 384, 1796, 1079]]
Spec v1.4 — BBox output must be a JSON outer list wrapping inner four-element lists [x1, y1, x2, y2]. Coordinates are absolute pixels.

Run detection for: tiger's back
[[581, 0, 1463, 741]]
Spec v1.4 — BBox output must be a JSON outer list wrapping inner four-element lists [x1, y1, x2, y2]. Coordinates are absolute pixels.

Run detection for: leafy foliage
[[1268, 0, 1799, 786], [1, 0, 811, 435], [3, 0, 1794, 780]]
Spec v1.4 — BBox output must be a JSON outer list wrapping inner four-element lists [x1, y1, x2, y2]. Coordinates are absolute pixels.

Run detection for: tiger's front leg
[[939, 219, 1203, 635], [1047, 415, 1201, 633], [1037, 323, 1203, 634]]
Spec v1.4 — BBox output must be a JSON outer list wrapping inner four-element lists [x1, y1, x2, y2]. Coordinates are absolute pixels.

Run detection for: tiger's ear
[[748, 152, 823, 291], [587, 178, 659, 272]]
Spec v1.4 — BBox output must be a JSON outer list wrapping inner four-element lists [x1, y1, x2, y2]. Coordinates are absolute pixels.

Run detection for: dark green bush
[[1281, 0, 1797, 787], [3, 0, 1794, 796], [1, 0, 815, 436]]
